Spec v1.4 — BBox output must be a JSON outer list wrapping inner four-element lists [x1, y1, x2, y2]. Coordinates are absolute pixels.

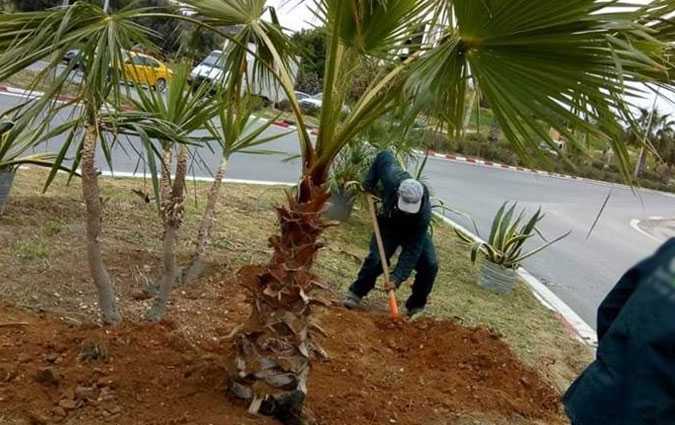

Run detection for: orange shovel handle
[[388, 290, 399, 320]]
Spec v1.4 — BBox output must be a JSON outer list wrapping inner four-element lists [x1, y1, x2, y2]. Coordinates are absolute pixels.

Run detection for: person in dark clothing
[[563, 237, 675, 425], [343, 150, 438, 318]]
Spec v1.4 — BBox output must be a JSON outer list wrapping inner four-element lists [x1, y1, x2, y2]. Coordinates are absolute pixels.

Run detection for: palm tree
[[182, 95, 292, 283], [632, 107, 675, 178], [179, 3, 297, 283], [0, 2, 180, 324], [186, 0, 669, 423], [125, 64, 221, 320]]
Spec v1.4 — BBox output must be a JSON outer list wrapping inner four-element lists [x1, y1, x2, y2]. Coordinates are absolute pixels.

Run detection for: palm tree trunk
[[148, 145, 188, 321], [81, 124, 121, 325], [488, 117, 500, 144], [463, 90, 476, 131], [230, 177, 329, 425], [160, 146, 173, 210], [182, 157, 228, 284], [634, 146, 646, 179]]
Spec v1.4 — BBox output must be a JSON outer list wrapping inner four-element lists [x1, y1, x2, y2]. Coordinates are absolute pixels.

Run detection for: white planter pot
[[479, 261, 517, 294], [0, 168, 15, 214], [324, 188, 356, 222]]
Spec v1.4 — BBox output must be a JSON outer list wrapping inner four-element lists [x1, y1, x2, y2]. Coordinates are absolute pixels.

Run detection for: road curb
[[424, 149, 585, 181], [432, 211, 598, 347]]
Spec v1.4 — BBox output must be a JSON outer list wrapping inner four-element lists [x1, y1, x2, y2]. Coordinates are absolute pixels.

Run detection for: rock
[[97, 387, 115, 402], [97, 377, 114, 388], [75, 385, 97, 401], [79, 341, 109, 362], [106, 405, 122, 415], [52, 407, 67, 417], [61, 388, 75, 401], [27, 412, 49, 425], [34, 367, 60, 387], [58, 399, 77, 411], [45, 353, 58, 363]]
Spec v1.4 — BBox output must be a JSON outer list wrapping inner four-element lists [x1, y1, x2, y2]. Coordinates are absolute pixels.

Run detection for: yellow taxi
[[122, 51, 173, 92]]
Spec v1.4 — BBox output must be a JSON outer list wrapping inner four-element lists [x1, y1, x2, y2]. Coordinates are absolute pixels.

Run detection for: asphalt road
[[4, 89, 675, 329]]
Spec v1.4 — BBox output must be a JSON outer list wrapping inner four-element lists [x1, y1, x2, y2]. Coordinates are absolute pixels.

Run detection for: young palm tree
[[182, 95, 292, 284], [179, 1, 298, 284], [188, 1, 670, 423], [125, 65, 221, 320], [0, 2, 178, 324]]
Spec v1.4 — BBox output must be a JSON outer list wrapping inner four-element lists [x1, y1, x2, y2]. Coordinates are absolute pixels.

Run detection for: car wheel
[[155, 78, 167, 92]]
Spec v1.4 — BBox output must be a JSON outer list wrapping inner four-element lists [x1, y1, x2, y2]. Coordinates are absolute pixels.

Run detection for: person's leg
[[349, 233, 398, 299], [405, 237, 438, 312]]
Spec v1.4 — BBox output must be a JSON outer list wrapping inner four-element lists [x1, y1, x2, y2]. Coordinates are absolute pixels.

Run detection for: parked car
[[122, 51, 174, 92], [298, 92, 350, 114], [189, 46, 299, 104], [61, 49, 173, 92], [299, 92, 323, 113], [62, 48, 83, 69], [294, 91, 312, 101]]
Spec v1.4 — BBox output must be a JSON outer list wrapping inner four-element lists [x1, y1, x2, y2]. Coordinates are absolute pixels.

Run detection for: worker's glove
[[386, 279, 402, 291]]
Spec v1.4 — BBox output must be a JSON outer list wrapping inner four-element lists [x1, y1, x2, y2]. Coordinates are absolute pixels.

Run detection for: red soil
[[0, 273, 562, 425]]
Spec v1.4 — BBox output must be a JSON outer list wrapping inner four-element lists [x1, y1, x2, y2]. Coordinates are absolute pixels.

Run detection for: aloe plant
[[455, 202, 570, 270]]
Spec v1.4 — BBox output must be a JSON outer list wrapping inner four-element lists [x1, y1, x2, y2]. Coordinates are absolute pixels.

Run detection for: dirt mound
[[310, 309, 560, 424], [0, 290, 562, 425]]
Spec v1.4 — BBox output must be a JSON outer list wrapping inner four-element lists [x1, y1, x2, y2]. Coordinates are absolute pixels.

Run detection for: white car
[[298, 93, 323, 112], [190, 47, 299, 105]]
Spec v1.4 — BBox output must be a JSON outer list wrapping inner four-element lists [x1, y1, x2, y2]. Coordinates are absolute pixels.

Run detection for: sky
[[266, 0, 673, 116], [266, 0, 317, 32]]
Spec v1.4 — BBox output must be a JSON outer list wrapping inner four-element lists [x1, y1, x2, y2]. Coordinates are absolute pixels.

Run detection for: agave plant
[[455, 202, 570, 270]]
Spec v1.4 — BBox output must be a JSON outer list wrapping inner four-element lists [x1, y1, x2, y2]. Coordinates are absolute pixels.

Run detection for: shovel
[[366, 194, 399, 320]]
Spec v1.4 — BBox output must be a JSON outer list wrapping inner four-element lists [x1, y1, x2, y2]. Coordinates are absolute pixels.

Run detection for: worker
[[563, 237, 675, 425], [343, 150, 438, 318]]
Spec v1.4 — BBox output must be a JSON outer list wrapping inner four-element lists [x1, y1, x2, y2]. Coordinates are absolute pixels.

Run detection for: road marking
[[433, 211, 598, 347], [630, 218, 669, 243]]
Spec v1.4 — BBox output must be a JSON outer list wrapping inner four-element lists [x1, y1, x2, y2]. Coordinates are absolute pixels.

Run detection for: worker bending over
[[344, 150, 438, 318]]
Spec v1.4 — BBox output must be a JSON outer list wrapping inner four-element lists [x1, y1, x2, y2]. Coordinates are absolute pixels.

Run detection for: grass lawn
[[0, 169, 592, 396]]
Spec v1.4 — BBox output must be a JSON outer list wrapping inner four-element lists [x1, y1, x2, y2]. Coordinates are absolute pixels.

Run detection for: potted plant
[[455, 202, 570, 294], [0, 119, 73, 214], [325, 141, 374, 222]]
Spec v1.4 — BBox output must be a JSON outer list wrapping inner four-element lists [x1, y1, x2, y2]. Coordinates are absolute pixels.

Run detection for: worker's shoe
[[343, 290, 362, 309], [406, 307, 425, 321]]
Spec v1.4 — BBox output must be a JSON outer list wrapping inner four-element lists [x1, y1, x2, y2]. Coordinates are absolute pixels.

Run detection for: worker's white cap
[[397, 179, 423, 214]]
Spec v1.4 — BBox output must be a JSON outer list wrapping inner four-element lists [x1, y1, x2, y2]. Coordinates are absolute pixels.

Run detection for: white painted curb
[[99, 170, 296, 187], [433, 211, 598, 347]]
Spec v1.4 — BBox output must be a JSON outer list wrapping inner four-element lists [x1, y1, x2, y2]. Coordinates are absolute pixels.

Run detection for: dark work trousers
[[349, 231, 438, 311]]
